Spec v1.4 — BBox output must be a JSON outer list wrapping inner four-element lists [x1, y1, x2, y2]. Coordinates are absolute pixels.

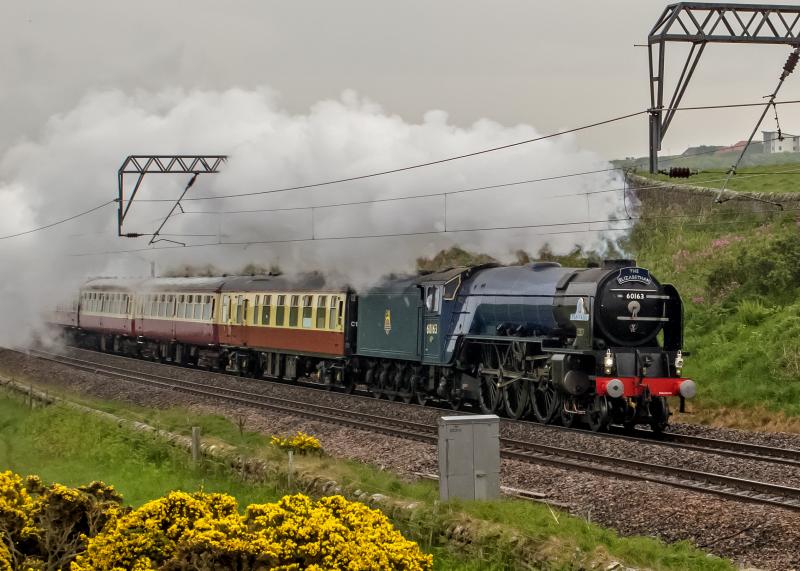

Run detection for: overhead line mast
[[648, 2, 800, 173]]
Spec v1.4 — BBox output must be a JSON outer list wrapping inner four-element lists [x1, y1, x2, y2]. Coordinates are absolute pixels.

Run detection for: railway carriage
[[215, 275, 353, 383], [77, 279, 140, 349]]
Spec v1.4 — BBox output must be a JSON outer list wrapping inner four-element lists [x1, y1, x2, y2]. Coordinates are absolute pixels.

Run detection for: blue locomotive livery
[[351, 258, 693, 432]]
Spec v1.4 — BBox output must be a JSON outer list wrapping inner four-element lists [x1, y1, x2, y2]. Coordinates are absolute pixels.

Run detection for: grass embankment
[[629, 169, 800, 428], [638, 162, 800, 194], [0, 388, 730, 570]]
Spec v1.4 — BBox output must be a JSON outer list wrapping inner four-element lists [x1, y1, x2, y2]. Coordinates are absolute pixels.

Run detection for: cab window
[[424, 286, 441, 313]]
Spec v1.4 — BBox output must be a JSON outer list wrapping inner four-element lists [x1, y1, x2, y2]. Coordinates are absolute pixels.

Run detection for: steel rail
[[44, 345, 800, 468], [21, 348, 800, 511]]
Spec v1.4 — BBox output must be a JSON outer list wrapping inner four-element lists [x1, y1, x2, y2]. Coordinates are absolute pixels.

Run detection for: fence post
[[287, 450, 294, 490], [191, 427, 201, 464]]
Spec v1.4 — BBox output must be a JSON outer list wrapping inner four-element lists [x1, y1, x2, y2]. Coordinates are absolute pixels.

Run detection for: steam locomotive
[[50, 259, 694, 432]]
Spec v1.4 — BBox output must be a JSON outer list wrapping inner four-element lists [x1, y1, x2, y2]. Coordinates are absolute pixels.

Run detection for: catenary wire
[[164, 167, 800, 219], [69, 200, 800, 258], [0, 200, 116, 241]]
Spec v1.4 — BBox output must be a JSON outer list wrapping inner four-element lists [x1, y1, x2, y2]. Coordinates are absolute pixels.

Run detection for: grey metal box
[[438, 415, 500, 501]]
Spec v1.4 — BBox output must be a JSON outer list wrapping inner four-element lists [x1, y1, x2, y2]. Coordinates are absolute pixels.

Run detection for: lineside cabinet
[[437, 415, 500, 501]]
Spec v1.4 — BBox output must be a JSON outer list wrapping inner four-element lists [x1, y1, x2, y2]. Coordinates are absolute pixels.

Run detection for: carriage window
[[203, 297, 213, 320], [253, 295, 260, 325], [167, 295, 175, 317], [289, 295, 299, 327], [193, 298, 203, 320], [316, 296, 327, 329], [276, 295, 286, 326], [235, 295, 244, 324], [177, 295, 185, 317], [328, 296, 338, 330], [261, 295, 271, 325], [221, 295, 230, 322], [302, 295, 313, 328], [159, 295, 167, 317]]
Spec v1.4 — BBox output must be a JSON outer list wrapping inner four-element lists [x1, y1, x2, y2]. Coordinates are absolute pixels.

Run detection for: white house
[[762, 130, 800, 153]]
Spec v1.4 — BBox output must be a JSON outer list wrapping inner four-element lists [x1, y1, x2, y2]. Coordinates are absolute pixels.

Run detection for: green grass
[[0, 390, 281, 507], [627, 194, 800, 426], [638, 162, 800, 194], [0, 389, 732, 570]]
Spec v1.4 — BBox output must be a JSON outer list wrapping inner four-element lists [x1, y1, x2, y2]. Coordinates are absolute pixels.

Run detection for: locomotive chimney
[[602, 259, 636, 269]]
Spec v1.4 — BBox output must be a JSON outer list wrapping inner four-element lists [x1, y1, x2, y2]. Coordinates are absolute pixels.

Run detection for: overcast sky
[[5, 0, 800, 161]]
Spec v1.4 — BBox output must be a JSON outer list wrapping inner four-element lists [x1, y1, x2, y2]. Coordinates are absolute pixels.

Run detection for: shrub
[[0, 471, 122, 570], [271, 431, 323, 454], [0, 542, 10, 571], [73, 491, 432, 570]]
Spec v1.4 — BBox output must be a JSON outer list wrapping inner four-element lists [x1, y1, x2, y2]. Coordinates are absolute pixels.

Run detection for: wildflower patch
[[271, 431, 323, 454]]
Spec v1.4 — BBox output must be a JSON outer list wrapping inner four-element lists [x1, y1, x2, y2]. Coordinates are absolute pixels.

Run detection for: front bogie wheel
[[586, 396, 610, 432], [650, 397, 670, 434]]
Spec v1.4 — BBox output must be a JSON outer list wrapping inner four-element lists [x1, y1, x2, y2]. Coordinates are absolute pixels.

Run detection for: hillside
[[626, 171, 800, 428]]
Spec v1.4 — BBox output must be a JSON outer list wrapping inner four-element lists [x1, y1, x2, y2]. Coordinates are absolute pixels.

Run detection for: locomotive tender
[[50, 259, 695, 432]]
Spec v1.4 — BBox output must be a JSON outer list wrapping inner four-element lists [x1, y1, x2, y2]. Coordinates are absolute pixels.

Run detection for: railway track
[[18, 347, 800, 511], [49, 345, 800, 469]]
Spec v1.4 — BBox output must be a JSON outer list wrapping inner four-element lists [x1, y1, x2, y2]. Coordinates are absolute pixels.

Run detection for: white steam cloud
[[0, 87, 626, 343]]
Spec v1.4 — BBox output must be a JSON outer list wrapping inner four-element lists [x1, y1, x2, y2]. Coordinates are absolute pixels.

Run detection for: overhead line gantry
[[648, 2, 800, 173]]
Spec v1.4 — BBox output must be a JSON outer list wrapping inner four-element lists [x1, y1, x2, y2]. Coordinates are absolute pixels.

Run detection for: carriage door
[[422, 284, 443, 363]]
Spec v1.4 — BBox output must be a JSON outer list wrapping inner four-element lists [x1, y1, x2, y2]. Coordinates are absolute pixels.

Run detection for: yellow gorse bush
[[73, 491, 432, 570], [0, 541, 10, 571], [0, 470, 431, 570], [271, 431, 323, 454], [0, 470, 122, 570]]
